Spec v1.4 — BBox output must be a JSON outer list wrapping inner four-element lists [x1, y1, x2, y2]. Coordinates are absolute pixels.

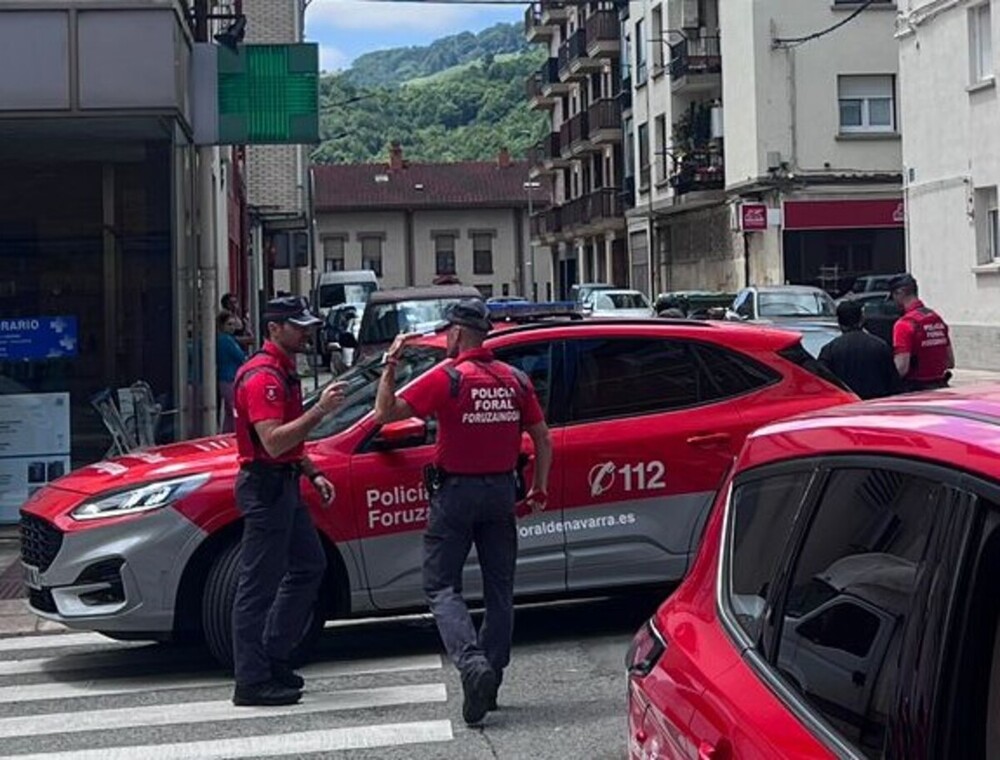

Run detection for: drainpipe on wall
[[198, 146, 219, 436]]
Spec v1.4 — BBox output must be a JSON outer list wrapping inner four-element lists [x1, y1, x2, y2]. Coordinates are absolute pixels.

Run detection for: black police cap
[[444, 299, 491, 333], [263, 296, 322, 327], [888, 274, 918, 292]]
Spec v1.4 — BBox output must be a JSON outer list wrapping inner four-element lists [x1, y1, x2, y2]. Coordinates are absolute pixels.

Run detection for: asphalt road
[[0, 594, 665, 759]]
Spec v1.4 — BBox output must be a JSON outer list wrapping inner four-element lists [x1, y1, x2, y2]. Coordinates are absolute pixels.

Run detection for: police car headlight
[[71, 474, 211, 521]]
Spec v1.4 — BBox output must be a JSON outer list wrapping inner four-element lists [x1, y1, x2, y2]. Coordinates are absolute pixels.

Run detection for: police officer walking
[[373, 300, 553, 726], [231, 296, 348, 707], [889, 274, 955, 392], [819, 299, 898, 399]]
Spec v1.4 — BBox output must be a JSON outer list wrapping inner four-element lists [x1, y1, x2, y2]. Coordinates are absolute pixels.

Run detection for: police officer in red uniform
[[373, 300, 553, 726], [890, 274, 955, 392], [231, 296, 348, 707]]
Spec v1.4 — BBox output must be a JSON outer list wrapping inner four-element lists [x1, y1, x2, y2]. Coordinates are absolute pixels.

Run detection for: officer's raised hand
[[386, 332, 420, 363], [316, 380, 348, 415]]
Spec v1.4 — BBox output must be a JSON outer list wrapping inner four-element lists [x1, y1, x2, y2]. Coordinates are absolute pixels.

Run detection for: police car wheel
[[202, 541, 241, 668], [201, 540, 327, 668]]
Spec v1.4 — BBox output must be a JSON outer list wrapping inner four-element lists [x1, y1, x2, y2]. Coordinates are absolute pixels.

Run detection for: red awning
[[783, 199, 905, 231]]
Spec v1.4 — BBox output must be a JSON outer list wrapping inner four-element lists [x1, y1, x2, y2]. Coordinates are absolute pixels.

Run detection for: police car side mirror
[[374, 418, 427, 450]]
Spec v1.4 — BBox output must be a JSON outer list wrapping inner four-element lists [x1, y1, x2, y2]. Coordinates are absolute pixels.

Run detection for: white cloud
[[306, 0, 484, 33], [319, 44, 350, 73]]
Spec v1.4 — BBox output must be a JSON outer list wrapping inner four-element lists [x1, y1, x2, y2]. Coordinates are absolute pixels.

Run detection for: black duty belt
[[240, 461, 301, 477]]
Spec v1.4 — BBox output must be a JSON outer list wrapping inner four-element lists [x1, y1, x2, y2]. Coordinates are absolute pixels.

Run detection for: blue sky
[[305, 1, 523, 72]]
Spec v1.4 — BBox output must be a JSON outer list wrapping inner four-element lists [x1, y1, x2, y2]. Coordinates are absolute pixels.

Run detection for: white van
[[315, 270, 379, 317]]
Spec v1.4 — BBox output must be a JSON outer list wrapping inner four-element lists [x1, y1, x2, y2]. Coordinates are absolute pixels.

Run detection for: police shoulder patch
[[265, 385, 279, 402]]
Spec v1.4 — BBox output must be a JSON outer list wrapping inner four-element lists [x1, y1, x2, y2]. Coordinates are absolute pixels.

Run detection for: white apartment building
[[313, 147, 552, 300], [898, 0, 1000, 369], [625, 0, 904, 297], [525, 1, 630, 299]]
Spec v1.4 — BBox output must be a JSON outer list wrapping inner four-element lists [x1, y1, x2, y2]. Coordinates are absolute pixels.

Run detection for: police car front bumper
[[23, 508, 207, 636]]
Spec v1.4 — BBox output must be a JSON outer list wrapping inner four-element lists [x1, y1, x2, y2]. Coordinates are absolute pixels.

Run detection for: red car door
[[560, 335, 744, 592]]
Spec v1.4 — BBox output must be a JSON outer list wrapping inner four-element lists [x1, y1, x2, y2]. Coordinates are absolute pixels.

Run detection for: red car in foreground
[[21, 315, 855, 666], [628, 385, 1000, 759]]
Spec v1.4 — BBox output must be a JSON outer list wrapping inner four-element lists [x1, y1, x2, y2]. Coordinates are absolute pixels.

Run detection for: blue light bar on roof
[[487, 301, 583, 321]]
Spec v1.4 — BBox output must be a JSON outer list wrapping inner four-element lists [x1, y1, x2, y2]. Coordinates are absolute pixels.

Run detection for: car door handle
[[686, 433, 731, 447]]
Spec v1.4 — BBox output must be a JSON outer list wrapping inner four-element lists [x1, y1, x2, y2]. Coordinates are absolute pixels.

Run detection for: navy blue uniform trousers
[[232, 467, 327, 686], [423, 473, 518, 678]]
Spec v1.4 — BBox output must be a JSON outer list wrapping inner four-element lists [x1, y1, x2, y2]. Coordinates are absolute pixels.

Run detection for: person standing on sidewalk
[[231, 296, 347, 707], [819, 300, 898, 399], [889, 274, 955, 392], [217, 312, 247, 433], [373, 300, 553, 726]]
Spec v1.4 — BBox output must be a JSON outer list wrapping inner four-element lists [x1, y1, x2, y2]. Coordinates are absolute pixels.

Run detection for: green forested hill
[[313, 23, 548, 164]]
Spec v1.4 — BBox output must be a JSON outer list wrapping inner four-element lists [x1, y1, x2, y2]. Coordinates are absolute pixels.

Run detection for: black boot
[[487, 669, 503, 712], [232, 679, 302, 707], [461, 662, 497, 726], [271, 659, 305, 690]]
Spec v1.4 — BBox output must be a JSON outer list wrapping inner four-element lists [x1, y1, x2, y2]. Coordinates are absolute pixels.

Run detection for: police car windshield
[[304, 345, 445, 440], [359, 298, 464, 345]]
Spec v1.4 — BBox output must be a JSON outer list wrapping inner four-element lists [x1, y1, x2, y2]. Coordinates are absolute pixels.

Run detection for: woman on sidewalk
[[217, 312, 247, 433]]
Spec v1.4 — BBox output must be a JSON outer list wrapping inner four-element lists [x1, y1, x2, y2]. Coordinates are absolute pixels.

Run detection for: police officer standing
[[231, 296, 348, 707], [373, 300, 553, 726], [819, 299, 898, 399], [889, 274, 955, 391]]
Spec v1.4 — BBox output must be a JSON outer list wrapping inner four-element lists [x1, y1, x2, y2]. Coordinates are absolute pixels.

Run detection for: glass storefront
[[0, 141, 176, 519]]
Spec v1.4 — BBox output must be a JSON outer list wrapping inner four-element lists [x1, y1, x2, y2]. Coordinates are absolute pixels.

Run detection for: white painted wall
[[722, 0, 900, 186], [900, 0, 1000, 369]]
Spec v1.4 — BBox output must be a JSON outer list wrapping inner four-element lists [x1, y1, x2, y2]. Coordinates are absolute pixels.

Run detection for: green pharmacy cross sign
[[216, 44, 319, 145]]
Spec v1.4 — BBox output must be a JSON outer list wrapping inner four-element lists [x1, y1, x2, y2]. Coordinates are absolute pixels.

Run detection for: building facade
[[624, 0, 905, 298], [525, 1, 630, 299], [0, 1, 198, 489], [313, 147, 552, 300], [898, 0, 999, 369]]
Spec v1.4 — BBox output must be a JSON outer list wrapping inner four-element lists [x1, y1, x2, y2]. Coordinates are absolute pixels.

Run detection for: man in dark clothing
[[819, 300, 898, 399]]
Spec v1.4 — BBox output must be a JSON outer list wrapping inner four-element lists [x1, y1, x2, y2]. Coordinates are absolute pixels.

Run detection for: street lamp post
[[524, 180, 542, 300]]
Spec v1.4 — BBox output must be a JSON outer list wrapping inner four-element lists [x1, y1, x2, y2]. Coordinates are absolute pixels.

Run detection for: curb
[[0, 599, 68, 637]]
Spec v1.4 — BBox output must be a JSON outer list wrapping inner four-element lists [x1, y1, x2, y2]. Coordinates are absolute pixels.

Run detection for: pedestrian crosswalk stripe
[[0, 653, 442, 704], [0, 645, 177, 676], [0, 631, 131, 653], [0, 683, 447, 739], [3, 719, 455, 760]]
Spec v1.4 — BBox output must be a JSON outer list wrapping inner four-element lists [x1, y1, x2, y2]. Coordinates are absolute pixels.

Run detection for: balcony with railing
[[562, 188, 625, 232], [558, 28, 592, 79], [669, 35, 722, 93], [524, 4, 556, 43], [669, 151, 725, 195], [539, 0, 568, 25], [559, 111, 592, 157], [530, 207, 562, 241], [528, 58, 568, 107], [585, 10, 621, 58], [588, 98, 622, 144], [529, 132, 566, 173]]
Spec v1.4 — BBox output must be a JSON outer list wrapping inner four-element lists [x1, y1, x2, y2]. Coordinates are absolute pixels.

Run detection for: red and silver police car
[[21, 313, 855, 664], [627, 386, 1000, 759]]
